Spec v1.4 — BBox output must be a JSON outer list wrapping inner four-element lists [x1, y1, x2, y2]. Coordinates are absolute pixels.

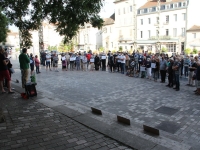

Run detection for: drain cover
[[156, 121, 181, 134], [155, 106, 179, 116]]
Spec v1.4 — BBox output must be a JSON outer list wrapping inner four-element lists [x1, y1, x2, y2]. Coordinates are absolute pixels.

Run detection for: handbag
[[9, 68, 15, 73]]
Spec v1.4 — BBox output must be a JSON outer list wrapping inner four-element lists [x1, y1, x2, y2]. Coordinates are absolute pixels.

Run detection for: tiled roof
[[139, 0, 185, 9], [187, 25, 200, 32], [103, 18, 114, 26]]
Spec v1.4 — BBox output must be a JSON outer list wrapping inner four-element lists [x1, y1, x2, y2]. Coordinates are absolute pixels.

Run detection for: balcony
[[149, 36, 171, 40]]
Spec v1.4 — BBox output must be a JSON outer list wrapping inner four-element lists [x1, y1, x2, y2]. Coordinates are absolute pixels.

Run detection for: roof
[[139, 0, 185, 9], [113, 0, 127, 4], [187, 25, 200, 32], [103, 18, 114, 26]]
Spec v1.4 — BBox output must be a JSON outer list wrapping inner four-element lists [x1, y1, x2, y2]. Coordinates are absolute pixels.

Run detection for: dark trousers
[[160, 70, 166, 82], [168, 72, 173, 86], [110, 64, 114, 72], [184, 66, 189, 77], [117, 62, 121, 72], [175, 74, 180, 89], [102, 59, 106, 71], [36, 66, 40, 73], [121, 63, 125, 74]]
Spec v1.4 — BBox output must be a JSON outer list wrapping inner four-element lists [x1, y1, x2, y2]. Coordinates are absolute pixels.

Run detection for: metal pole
[[133, 0, 137, 51], [157, 0, 161, 53]]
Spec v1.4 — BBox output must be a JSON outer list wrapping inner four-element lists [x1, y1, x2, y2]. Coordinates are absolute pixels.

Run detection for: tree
[[119, 46, 123, 52], [0, 0, 104, 48], [0, 10, 9, 43], [184, 48, 191, 55], [161, 47, 168, 53], [58, 40, 76, 53], [48, 46, 57, 51], [99, 47, 104, 53], [193, 48, 198, 54]]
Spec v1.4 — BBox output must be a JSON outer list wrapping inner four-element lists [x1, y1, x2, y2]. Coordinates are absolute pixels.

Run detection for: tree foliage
[[0, 0, 104, 48], [0, 10, 9, 43], [184, 48, 191, 55]]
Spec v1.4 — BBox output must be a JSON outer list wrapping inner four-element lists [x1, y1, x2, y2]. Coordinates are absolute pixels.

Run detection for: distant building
[[186, 25, 200, 50], [76, 23, 102, 53]]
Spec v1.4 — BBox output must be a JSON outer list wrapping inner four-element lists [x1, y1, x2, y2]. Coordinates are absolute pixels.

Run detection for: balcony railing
[[149, 36, 171, 40]]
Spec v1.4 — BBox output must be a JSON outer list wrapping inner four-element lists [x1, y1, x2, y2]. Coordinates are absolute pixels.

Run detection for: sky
[[9, 0, 115, 32]]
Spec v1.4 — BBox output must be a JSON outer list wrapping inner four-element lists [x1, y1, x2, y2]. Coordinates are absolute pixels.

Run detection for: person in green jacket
[[19, 48, 30, 88]]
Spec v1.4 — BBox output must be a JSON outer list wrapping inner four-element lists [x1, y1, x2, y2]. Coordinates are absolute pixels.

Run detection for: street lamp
[[156, 0, 161, 53]]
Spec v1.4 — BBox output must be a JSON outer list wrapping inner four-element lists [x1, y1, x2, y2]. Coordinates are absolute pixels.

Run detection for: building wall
[[77, 23, 102, 52], [186, 31, 200, 50]]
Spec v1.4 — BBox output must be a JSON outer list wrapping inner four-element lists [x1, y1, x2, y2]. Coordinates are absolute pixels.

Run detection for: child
[[35, 55, 41, 74]]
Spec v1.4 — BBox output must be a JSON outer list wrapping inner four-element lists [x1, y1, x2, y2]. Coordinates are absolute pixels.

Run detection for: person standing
[[29, 54, 35, 76], [146, 58, 151, 79], [195, 61, 200, 95], [166, 58, 174, 87], [75, 54, 81, 70], [94, 54, 100, 71], [0, 47, 14, 93], [172, 57, 181, 91], [46, 53, 52, 71], [160, 56, 167, 83], [61, 54, 67, 71], [184, 56, 190, 78], [101, 52, 106, 71], [53, 54, 59, 72], [65, 53, 70, 70], [82, 54, 87, 71], [34, 55, 41, 74], [19, 48, 30, 88], [109, 53, 115, 73], [120, 53, 126, 74]]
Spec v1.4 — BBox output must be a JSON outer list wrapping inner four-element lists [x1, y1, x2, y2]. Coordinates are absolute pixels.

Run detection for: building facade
[[109, 0, 200, 55], [76, 23, 102, 52]]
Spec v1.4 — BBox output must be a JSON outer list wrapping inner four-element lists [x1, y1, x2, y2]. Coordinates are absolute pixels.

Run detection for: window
[[182, 13, 186, 21], [161, 5, 165, 10], [178, 2, 182, 7], [148, 18, 151, 24], [181, 28, 185, 36], [166, 5, 170, 9], [144, 8, 147, 13], [174, 3, 177, 8], [141, 19, 143, 25], [118, 9, 120, 15], [166, 29, 169, 36], [183, 2, 186, 6], [130, 6, 132, 12], [166, 44, 176, 52], [193, 33, 196, 38], [148, 30, 151, 38], [174, 14, 177, 21], [152, 7, 156, 12], [166, 15, 169, 23], [170, 4, 173, 8], [123, 8, 125, 14], [137, 10, 140, 14], [141, 31, 143, 38], [173, 28, 177, 37]]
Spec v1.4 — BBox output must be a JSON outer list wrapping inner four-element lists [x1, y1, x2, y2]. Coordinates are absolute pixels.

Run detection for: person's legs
[[175, 74, 180, 90]]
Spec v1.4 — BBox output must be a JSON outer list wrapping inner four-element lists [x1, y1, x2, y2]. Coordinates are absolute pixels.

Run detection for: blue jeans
[[121, 63, 125, 74], [175, 74, 180, 89]]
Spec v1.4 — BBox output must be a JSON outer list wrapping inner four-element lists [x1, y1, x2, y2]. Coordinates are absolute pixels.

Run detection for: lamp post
[[156, 0, 161, 53]]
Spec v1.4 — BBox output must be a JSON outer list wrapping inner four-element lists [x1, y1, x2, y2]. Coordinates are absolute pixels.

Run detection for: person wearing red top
[[86, 53, 91, 69], [34, 55, 41, 74]]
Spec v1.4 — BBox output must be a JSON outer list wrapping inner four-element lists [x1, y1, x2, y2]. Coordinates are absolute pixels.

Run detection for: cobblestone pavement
[[0, 92, 133, 150], [9, 58, 200, 149]]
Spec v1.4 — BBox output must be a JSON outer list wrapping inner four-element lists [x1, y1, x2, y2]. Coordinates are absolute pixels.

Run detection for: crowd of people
[[37, 50, 200, 94], [1, 46, 200, 95]]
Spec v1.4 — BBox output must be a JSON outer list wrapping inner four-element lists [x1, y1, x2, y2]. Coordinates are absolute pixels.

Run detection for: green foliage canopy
[[0, 0, 104, 48], [0, 10, 9, 43]]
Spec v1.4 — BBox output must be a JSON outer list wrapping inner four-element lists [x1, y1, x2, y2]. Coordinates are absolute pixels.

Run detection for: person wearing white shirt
[[46, 53, 51, 71], [120, 53, 126, 74], [117, 52, 121, 72]]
